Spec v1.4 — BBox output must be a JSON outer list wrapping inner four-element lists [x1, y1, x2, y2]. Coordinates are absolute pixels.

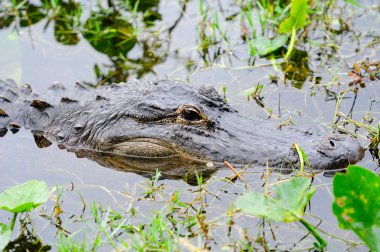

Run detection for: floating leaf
[[252, 35, 288, 56], [0, 223, 11, 251], [279, 0, 309, 34], [0, 180, 49, 213], [332, 166, 380, 252], [236, 177, 315, 222], [83, 11, 137, 57]]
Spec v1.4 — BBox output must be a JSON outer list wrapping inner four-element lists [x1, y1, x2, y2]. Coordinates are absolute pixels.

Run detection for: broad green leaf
[[279, 0, 309, 34], [236, 177, 315, 222], [253, 35, 288, 56], [0, 223, 11, 251], [83, 10, 137, 57], [332, 166, 380, 252], [0, 180, 49, 213]]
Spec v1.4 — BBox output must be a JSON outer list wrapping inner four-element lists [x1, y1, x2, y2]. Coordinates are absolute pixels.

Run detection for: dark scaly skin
[[0, 79, 365, 177]]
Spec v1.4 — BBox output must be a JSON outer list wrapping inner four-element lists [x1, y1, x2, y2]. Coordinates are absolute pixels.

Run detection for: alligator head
[[34, 79, 365, 172]]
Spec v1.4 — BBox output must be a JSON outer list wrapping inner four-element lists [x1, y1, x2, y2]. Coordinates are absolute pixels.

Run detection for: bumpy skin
[[0, 79, 365, 173]]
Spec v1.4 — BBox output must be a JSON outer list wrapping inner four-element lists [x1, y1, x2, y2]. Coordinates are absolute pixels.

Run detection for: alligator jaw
[[103, 137, 207, 163]]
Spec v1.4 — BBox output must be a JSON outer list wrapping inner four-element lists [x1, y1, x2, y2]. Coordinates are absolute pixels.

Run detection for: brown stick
[[224, 160, 245, 182]]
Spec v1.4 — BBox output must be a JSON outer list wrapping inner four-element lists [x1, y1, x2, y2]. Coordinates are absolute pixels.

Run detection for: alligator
[[0, 79, 365, 179]]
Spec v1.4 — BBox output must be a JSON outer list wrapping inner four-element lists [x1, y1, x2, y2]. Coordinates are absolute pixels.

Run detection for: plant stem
[[285, 26, 297, 59], [293, 143, 305, 171], [9, 213, 18, 231], [299, 218, 327, 249], [270, 55, 279, 71]]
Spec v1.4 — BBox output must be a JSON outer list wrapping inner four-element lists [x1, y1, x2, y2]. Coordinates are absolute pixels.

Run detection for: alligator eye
[[177, 105, 205, 123], [181, 108, 202, 121]]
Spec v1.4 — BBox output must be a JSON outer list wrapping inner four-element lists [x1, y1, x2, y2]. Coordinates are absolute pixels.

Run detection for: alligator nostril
[[329, 140, 335, 147]]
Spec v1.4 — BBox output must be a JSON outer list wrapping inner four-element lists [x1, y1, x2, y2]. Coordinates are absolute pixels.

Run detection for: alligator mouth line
[[105, 137, 209, 163]]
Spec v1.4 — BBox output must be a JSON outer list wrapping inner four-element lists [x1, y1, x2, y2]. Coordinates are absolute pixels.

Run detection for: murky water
[[0, 0, 379, 250]]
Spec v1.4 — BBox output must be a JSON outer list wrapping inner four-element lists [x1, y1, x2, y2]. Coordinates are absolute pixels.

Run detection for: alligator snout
[[314, 134, 365, 169]]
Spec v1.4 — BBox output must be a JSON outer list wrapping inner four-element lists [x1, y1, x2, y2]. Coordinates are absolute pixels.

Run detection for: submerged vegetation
[[0, 0, 166, 85], [0, 0, 379, 250], [0, 165, 378, 251], [0, 0, 378, 87]]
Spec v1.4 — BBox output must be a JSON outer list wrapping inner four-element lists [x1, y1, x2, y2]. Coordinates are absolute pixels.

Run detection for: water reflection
[[28, 130, 217, 185], [281, 49, 312, 89], [4, 232, 51, 252], [0, 0, 171, 85], [72, 149, 217, 185]]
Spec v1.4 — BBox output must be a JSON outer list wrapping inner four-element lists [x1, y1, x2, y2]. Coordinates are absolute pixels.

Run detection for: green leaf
[[344, 0, 361, 6], [332, 166, 380, 252], [279, 0, 309, 34], [245, 84, 264, 100], [236, 177, 315, 222], [293, 143, 311, 172], [0, 223, 11, 251], [253, 35, 288, 56], [53, 1, 82, 45], [83, 10, 137, 57], [0, 180, 49, 213]]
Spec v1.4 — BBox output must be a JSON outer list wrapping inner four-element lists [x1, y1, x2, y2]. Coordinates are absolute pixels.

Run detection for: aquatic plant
[[236, 176, 327, 249], [0, 180, 49, 250], [332, 165, 380, 252]]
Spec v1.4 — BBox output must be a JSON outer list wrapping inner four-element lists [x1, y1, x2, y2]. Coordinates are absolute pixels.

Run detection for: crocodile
[[0, 79, 365, 178]]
